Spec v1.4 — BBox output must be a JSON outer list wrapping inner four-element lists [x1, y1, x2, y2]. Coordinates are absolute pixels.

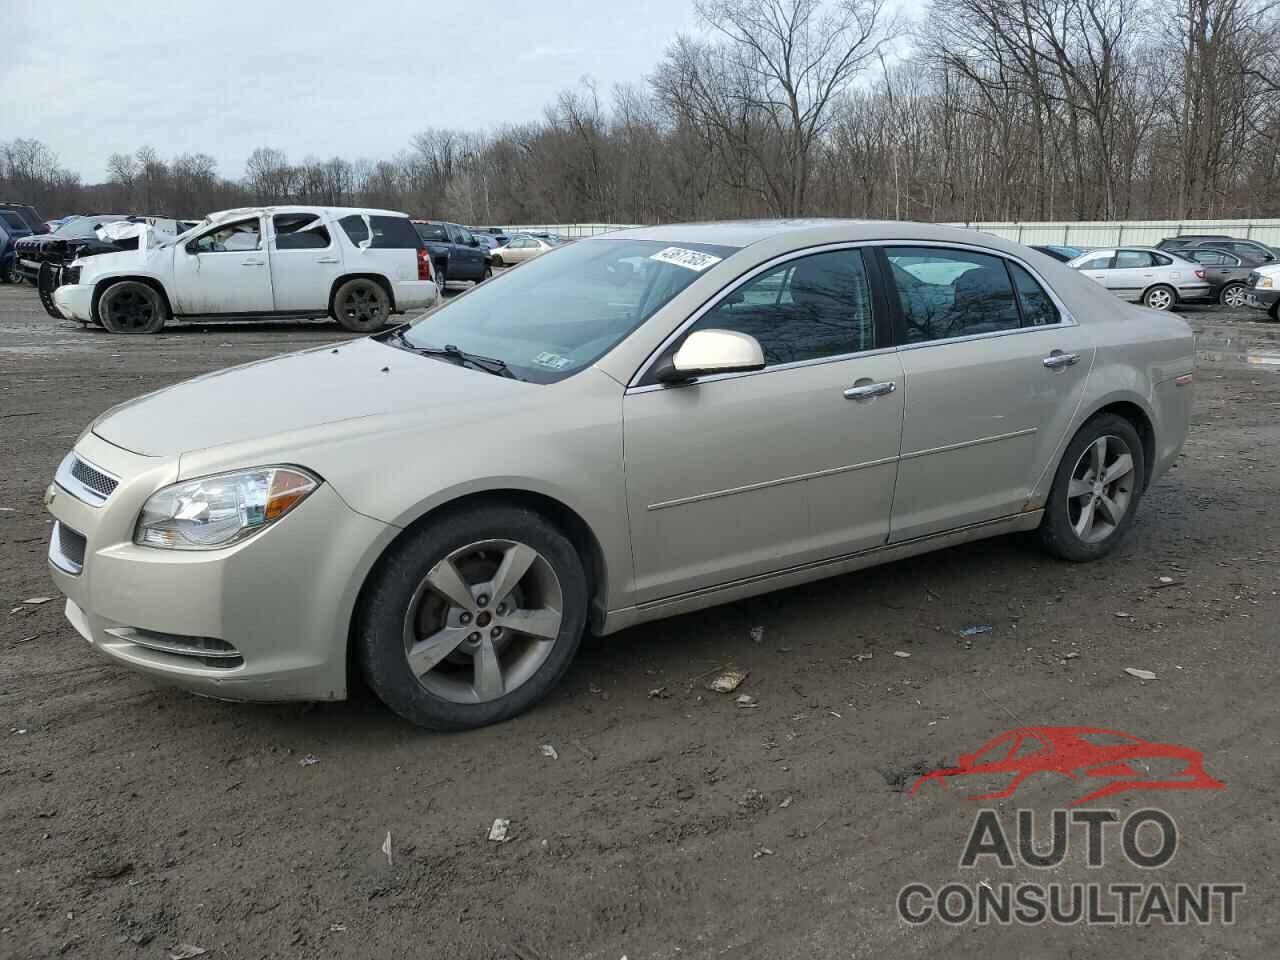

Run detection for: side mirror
[[656, 329, 765, 383]]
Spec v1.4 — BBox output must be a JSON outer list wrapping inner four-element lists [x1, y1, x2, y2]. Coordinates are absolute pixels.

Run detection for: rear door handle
[[241, 258, 265, 266], [1043, 352, 1080, 369], [316, 256, 339, 264], [844, 380, 896, 400]]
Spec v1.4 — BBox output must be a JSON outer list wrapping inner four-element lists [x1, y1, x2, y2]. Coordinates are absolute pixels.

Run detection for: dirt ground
[[1, 282, 1278, 960]]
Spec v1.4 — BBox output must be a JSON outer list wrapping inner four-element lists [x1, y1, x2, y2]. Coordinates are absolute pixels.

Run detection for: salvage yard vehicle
[[0, 200, 49, 236], [1245, 262, 1280, 321], [14, 214, 132, 283], [1166, 237, 1277, 267], [412, 220, 492, 289], [1067, 246, 1209, 311], [50, 206, 439, 333], [490, 233, 555, 265], [44, 220, 1194, 730], [1182, 248, 1254, 307]]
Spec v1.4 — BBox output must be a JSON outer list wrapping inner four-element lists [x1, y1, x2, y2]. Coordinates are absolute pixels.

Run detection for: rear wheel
[[99, 281, 168, 334], [1142, 285, 1176, 311], [332, 278, 390, 333], [357, 505, 588, 730], [1038, 414, 1145, 562], [1219, 282, 1248, 309]]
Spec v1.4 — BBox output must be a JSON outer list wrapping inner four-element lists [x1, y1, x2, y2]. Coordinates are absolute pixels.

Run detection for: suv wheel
[[333, 278, 390, 332], [1038, 414, 1145, 562], [357, 504, 588, 730], [99, 281, 168, 334]]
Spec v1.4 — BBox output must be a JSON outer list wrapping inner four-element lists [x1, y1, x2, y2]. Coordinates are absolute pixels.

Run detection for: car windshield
[[399, 238, 739, 383], [53, 216, 125, 239]]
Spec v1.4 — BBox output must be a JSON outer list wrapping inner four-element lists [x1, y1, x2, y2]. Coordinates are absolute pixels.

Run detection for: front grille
[[70, 458, 118, 498]]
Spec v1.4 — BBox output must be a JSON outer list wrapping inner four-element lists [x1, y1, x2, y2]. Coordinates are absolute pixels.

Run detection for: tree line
[[4, 0, 1278, 227]]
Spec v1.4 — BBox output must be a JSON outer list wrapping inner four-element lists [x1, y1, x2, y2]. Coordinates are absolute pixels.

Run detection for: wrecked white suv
[[52, 206, 440, 334]]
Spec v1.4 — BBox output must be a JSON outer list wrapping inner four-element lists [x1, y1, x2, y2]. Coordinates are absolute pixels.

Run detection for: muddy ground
[[1, 282, 1278, 959]]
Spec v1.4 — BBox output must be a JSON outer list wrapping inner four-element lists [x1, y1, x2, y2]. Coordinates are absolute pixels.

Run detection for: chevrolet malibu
[[45, 221, 1195, 730]]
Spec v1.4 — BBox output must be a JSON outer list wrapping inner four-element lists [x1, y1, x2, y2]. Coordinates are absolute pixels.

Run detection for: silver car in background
[[491, 234, 555, 266], [45, 221, 1195, 731], [1067, 246, 1210, 311]]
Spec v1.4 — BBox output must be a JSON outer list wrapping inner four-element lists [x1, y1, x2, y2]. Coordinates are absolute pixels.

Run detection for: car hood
[[91, 337, 539, 457]]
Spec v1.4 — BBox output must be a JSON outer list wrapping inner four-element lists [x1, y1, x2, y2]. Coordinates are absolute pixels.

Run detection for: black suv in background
[[0, 202, 49, 235], [411, 220, 492, 288], [1157, 235, 1278, 266]]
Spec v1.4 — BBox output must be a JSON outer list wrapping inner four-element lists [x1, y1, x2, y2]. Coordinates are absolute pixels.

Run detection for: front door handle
[[1043, 351, 1080, 369], [316, 256, 339, 264], [241, 258, 265, 266], [844, 380, 897, 400]]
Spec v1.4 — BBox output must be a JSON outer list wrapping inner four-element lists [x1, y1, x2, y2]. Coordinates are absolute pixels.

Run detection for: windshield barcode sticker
[[650, 246, 723, 272]]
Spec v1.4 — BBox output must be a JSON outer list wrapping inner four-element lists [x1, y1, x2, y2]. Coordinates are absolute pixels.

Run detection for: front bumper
[[46, 432, 395, 702], [52, 283, 93, 322], [1245, 286, 1279, 312]]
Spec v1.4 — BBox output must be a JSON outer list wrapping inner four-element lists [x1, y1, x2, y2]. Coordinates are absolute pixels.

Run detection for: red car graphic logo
[[911, 726, 1225, 806]]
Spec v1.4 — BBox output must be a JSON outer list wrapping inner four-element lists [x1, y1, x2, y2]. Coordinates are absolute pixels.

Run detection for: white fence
[[498, 218, 1280, 247]]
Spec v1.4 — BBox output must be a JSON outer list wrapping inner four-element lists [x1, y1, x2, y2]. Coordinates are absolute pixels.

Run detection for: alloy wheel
[[1221, 284, 1247, 309], [402, 539, 564, 704], [1145, 288, 1173, 311], [1066, 435, 1136, 543]]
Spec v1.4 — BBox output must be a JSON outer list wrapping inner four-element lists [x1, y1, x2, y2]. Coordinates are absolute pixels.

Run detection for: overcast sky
[[3, 0, 702, 182]]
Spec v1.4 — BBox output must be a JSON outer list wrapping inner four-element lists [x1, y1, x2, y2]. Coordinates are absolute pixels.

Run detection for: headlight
[[135, 466, 319, 550], [1259, 276, 1274, 289]]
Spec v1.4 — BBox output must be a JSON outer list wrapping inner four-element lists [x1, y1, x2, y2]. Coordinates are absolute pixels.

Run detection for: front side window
[[681, 249, 875, 366], [886, 247, 1019, 342], [398, 238, 739, 384], [456, 226, 476, 245], [190, 218, 261, 253], [273, 214, 331, 250], [1078, 255, 1113, 270]]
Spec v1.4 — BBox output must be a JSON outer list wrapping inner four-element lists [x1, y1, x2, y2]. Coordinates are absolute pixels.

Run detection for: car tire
[[436, 263, 448, 293], [98, 281, 168, 334], [1038, 413, 1146, 562], [332, 278, 391, 333], [1141, 285, 1176, 311], [1268, 301, 1280, 323], [1219, 282, 1248, 309], [0, 258, 15, 284], [491, 254, 504, 267], [478, 266, 492, 284], [356, 504, 589, 731]]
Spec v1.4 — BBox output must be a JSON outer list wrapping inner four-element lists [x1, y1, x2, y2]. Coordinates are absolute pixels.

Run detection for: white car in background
[[490, 234, 556, 266], [52, 206, 440, 334], [1067, 247, 1210, 311]]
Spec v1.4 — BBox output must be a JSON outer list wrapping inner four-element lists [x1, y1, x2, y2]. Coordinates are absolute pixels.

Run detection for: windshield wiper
[[384, 330, 519, 379]]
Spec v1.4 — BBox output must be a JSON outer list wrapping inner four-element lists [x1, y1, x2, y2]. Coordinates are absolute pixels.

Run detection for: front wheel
[[99, 280, 168, 334], [357, 505, 589, 730], [491, 254, 504, 268], [478, 265, 492, 284], [1142, 285, 1176, 311], [1038, 414, 1145, 562], [1219, 282, 1248, 309], [332, 278, 390, 333]]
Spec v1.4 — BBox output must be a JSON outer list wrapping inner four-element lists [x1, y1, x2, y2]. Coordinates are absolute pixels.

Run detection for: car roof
[[602, 218, 1044, 250]]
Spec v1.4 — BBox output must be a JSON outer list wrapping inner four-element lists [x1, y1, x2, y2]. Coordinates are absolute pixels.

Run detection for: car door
[[266, 212, 344, 312], [1076, 251, 1118, 294], [1106, 249, 1159, 301], [879, 245, 1094, 542], [448, 224, 483, 278], [1186, 249, 1237, 296], [623, 247, 905, 602], [171, 215, 273, 315]]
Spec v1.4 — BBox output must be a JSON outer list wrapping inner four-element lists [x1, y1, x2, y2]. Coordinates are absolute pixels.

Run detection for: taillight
[[1194, 269, 1206, 279], [417, 247, 433, 282]]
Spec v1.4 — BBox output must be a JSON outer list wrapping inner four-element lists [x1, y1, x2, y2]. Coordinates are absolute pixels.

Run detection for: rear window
[[414, 222, 450, 242], [339, 214, 421, 249], [1, 211, 26, 229]]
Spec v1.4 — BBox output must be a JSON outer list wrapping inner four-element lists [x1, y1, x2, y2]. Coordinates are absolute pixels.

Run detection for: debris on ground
[[540, 744, 559, 760], [752, 846, 775, 858], [853, 651, 873, 662], [893, 651, 911, 659], [169, 946, 207, 960], [381, 831, 393, 865], [488, 818, 510, 842], [1114, 611, 1133, 619], [647, 686, 669, 699], [735, 694, 757, 708], [750, 625, 765, 644], [298, 754, 320, 766], [707, 668, 748, 693], [328, 923, 347, 933], [1124, 667, 1158, 681], [1062, 651, 1080, 660], [21, 596, 54, 605], [959, 624, 992, 638], [779, 797, 793, 808]]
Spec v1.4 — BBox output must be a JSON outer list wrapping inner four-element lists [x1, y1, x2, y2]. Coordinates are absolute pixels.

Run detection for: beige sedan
[[46, 221, 1194, 729], [490, 234, 555, 265]]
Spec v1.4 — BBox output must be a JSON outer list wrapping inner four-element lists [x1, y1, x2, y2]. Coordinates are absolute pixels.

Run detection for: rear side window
[[685, 249, 875, 365], [414, 222, 450, 242], [1, 211, 25, 229], [1009, 263, 1060, 327], [1114, 250, 1155, 269], [885, 247, 1020, 342], [273, 214, 331, 250], [339, 214, 421, 249], [1078, 255, 1113, 270]]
